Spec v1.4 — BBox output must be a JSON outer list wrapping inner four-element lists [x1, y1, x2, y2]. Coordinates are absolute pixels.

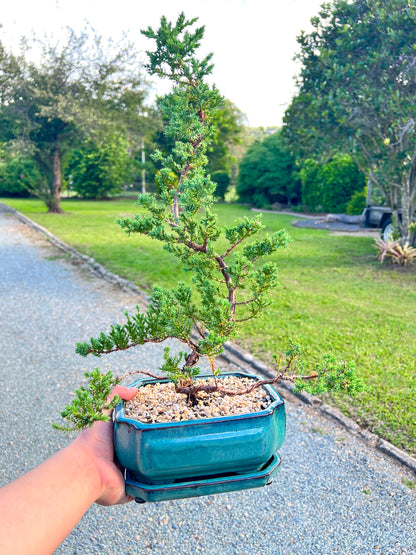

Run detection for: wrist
[[73, 421, 128, 505], [70, 433, 106, 502]]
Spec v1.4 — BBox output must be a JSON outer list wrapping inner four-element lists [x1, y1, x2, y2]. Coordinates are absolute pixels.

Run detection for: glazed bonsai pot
[[124, 452, 282, 503], [113, 372, 286, 489]]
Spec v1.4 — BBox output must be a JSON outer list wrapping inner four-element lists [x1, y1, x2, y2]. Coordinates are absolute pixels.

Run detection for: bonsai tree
[[56, 14, 363, 432]]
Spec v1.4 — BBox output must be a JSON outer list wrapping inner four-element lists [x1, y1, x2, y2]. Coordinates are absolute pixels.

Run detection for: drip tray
[[125, 452, 281, 503]]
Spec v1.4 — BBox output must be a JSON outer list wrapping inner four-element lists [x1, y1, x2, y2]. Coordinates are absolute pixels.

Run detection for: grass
[[3, 197, 416, 456]]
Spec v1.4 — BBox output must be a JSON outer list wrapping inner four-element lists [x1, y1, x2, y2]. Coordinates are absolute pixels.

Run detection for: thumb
[[104, 385, 138, 416]]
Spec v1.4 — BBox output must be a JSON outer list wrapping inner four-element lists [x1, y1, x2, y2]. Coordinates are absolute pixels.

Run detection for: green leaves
[[53, 369, 119, 432], [0, 25, 148, 212], [243, 230, 291, 261], [58, 14, 295, 430], [294, 355, 365, 397], [141, 13, 214, 83], [224, 215, 264, 244], [285, 0, 416, 243], [160, 346, 201, 384]]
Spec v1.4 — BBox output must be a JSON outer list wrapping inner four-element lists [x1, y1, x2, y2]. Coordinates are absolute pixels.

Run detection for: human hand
[[74, 385, 138, 506]]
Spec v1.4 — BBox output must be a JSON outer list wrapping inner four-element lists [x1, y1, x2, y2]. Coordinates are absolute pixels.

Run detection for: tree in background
[[211, 171, 230, 201], [65, 132, 132, 199], [207, 99, 245, 177], [0, 27, 149, 212], [153, 95, 244, 198], [300, 154, 365, 213], [237, 130, 300, 208], [284, 0, 416, 244]]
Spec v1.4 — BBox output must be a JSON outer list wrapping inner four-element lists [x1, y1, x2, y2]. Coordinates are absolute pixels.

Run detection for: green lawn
[[4, 197, 416, 456]]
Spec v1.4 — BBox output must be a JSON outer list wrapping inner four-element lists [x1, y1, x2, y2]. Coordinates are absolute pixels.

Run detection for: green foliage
[[0, 26, 149, 212], [160, 346, 201, 384], [0, 146, 41, 197], [294, 355, 365, 397], [298, 159, 322, 212], [300, 154, 365, 213], [64, 13, 291, 414], [402, 478, 415, 489], [284, 0, 416, 243], [53, 369, 119, 432], [237, 130, 300, 208], [66, 133, 133, 199], [346, 187, 367, 216], [56, 13, 367, 431], [206, 99, 245, 176], [7, 199, 415, 454], [212, 171, 231, 200]]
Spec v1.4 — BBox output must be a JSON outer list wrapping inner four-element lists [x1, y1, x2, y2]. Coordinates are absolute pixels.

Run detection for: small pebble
[[124, 376, 272, 423]]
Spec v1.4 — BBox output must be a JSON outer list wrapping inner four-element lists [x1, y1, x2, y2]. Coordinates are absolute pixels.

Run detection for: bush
[[0, 152, 41, 197], [237, 130, 300, 208], [212, 172, 231, 201], [65, 134, 132, 199], [299, 159, 323, 212], [300, 154, 365, 213], [346, 187, 367, 215]]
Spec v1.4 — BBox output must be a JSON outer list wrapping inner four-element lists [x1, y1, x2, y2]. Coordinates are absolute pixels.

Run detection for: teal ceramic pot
[[114, 372, 285, 485], [124, 452, 282, 503]]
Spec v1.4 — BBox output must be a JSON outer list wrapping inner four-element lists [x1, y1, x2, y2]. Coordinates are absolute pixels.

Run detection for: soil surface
[[124, 376, 272, 423]]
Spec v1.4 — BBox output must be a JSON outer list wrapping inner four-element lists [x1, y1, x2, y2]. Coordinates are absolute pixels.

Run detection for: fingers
[[102, 385, 138, 418], [107, 385, 138, 405]]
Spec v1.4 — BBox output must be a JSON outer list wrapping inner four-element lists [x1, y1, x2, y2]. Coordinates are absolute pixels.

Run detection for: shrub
[[237, 130, 300, 208], [0, 151, 41, 198], [346, 187, 367, 215], [55, 13, 364, 432], [299, 159, 323, 212], [374, 239, 416, 266], [65, 134, 132, 199], [212, 171, 231, 200], [300, 154, 365, 213]]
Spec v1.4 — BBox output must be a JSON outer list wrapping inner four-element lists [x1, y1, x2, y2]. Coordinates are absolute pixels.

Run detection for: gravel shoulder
[[0, 204, 415, 555]]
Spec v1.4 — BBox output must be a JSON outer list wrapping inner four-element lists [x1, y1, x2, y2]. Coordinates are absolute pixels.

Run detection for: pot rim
[[114, 371, 284, 430]]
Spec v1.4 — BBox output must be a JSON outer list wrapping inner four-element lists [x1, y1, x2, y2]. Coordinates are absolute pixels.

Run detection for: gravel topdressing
[[124, 376, 273, 423]]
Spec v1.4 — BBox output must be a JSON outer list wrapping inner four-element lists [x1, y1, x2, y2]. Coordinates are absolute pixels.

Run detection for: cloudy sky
[[1, 0, 325, 127]]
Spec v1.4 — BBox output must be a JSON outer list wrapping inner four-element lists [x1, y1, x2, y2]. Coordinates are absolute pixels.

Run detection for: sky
[[1, 0, 325, 128]]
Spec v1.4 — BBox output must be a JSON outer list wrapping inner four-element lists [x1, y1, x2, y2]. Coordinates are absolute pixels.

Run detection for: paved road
[[0, 204, 415, 555]]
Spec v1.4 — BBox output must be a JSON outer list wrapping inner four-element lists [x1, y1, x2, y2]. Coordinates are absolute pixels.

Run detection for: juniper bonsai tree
[[56, 14, 363, 432]]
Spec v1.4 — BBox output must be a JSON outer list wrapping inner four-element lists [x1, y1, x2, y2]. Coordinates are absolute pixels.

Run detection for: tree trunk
[[47, 147, 64, 214], [408, 165, 416, 246], [400, 175, 411, 244]]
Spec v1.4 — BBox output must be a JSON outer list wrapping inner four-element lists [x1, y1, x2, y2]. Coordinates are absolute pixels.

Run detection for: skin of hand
[[76, 384, 139, 506], [0, 385, 138, 555], [76, 385, 139, 505]]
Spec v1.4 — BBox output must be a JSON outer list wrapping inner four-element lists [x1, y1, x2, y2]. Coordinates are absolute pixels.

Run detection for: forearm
[[0, 439, 103, 555], [0, 386, 137, 555]]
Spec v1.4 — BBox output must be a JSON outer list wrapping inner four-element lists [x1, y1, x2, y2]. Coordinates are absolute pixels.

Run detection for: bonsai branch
[[174, 371, 319, 398]]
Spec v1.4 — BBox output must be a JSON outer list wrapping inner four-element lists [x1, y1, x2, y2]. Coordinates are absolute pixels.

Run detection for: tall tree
[[237, 130, 300, 207], [207, 99, 245, 176], [284, 0, 416, 244], [0, 27, 149, 212]]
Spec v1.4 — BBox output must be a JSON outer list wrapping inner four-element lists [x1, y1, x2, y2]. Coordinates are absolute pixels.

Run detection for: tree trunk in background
[[47, 147, 64, 214]]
